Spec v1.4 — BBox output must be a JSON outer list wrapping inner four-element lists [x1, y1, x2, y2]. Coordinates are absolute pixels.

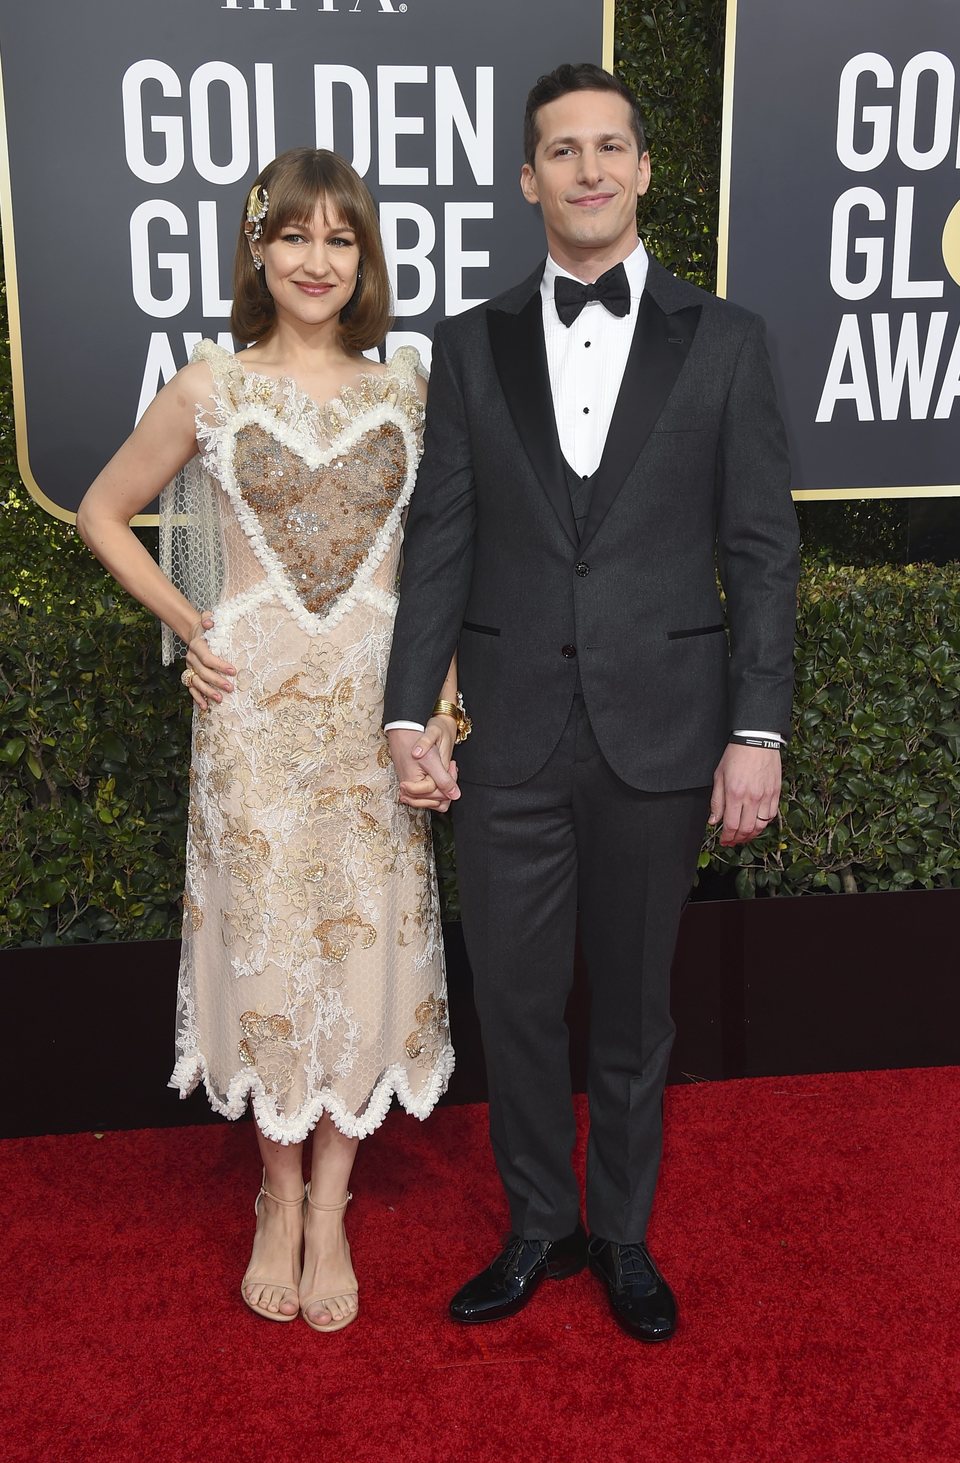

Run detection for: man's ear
[[637, 151, 651, 200], [520, 162, 539, 206]]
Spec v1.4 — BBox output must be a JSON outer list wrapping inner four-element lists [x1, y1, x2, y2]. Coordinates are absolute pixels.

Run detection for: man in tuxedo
[[384, 63, 799, 1341]]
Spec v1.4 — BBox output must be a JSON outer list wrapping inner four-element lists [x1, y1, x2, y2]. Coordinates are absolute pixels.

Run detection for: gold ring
[[181, 668, 196, 688]]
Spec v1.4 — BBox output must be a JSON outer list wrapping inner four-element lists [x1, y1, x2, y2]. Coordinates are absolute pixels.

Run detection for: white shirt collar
[[541, 237, 648, 299]]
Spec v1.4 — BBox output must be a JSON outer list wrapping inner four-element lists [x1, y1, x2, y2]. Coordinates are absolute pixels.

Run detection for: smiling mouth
[[294, 281, 334, 295], [570, 193, 616, 207]]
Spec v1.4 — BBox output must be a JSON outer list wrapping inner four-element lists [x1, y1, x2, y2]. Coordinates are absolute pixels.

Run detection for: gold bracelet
[[431, 692, 473, 744]]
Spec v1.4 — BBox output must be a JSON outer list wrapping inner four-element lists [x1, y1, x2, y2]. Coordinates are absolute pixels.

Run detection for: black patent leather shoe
[[449, 1224, 588, 1323], [588, 1236, 677, 1341]]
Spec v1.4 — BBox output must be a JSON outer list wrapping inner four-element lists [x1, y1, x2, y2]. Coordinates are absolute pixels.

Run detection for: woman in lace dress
[[77, 149, 458, 1333]]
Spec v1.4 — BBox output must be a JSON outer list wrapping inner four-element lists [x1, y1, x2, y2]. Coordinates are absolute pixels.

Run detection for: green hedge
[[4, 542, 959, 945], [2, 2, 958, 946], [0, 496, 190, 945], [706, 563, 960, 896], [617, 0, 724, 290]]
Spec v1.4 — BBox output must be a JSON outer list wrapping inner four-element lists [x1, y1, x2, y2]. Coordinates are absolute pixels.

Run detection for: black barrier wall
[[720, 0, 960, 499], [0, 0, 609, 519]]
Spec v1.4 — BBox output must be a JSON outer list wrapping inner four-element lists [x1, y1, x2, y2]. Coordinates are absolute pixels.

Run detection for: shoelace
[[616, 1244, 654, 1288], [497, 1234, 545, 1274]]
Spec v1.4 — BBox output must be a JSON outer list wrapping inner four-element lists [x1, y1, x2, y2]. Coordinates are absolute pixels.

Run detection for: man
[[384, 62, 799, 1341]]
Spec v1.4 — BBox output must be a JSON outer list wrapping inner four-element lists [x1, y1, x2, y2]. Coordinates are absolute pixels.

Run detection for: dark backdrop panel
[[722, 0, 960, 496], [0, 0, 606, 516]]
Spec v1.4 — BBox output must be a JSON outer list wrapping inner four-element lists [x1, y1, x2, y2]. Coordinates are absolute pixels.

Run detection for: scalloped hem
[[168, 1047, 455, 1144]]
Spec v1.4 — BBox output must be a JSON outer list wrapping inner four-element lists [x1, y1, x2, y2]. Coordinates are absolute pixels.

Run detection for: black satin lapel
[[580, 295, 702, 550], [488, 297, 578, 546]]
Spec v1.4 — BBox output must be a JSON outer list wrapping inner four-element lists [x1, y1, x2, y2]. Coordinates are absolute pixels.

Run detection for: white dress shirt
[[541, 239, 648, 478], [387, 238, 781, 744]]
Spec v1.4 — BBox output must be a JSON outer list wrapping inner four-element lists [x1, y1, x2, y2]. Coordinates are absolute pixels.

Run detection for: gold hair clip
[[244, 183, 269, 241]]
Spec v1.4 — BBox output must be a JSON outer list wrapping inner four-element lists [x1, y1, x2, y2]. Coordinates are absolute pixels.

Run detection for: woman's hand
[[423, 714, 457, 769], [392, 716, 460, 811], [181, 612, 236, 712]]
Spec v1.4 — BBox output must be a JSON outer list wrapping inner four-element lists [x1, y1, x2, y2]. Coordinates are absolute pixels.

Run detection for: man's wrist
[[729, 733, 783, 751]]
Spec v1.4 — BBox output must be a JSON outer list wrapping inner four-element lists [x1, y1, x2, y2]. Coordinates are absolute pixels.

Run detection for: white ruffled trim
[[168, 1044, 455, 1144], [359, 584, 400, 616]]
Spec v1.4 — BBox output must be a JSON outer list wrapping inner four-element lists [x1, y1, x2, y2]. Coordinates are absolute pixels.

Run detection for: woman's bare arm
[[76, 362, 237, 705]]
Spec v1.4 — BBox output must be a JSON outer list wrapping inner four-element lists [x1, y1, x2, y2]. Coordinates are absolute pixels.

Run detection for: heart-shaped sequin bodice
[[232, 419, 408, 619]]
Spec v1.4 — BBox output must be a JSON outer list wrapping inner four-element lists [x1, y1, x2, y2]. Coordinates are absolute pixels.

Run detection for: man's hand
[[387, 727, 461, 812], [708, 743, 781, 847]]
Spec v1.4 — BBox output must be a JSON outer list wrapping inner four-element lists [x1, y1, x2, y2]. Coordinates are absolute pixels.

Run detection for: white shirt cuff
[[734, 730, 783, 743], [384, 721, 425, 733]]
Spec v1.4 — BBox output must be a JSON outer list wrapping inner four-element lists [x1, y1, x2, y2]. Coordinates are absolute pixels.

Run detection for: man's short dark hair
[[523, 63, 647, 168]]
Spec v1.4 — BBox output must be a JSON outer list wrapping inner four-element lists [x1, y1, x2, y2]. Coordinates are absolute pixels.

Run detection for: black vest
[[563, 457, 595, 542], [562, 458, 597, 693]]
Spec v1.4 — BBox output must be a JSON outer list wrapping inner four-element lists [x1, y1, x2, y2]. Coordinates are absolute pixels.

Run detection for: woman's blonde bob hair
[[231, 148, 392, 350]]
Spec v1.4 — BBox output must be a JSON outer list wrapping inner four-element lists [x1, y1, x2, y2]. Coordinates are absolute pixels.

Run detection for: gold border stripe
[[792, 485, 960, 501], [603, 0, 615, 70], [715, 0, 738, 299], [0, 52, 76, 525]]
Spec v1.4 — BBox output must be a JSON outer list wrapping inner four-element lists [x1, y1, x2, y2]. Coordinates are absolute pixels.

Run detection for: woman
[[77, 148, 460, 1332]]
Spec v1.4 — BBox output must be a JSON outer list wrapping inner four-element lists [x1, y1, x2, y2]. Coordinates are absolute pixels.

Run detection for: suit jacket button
[[561, 644, 577, 658], [575, 562, 589, 577]]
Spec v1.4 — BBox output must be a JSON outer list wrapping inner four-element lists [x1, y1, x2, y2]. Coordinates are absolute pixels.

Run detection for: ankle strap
[[305, 1182, 352, 1213], [260, 1185, 306, 1208]]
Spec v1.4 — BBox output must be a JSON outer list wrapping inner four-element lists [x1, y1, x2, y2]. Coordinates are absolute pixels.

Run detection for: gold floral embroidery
[[258, 673, 313, 709], [188, 799, 212, 865], [182, 892, 204, 934], [239, 1010, 294, 1057], [405, 994, 449, 1065], [406, 820, 431, 851], [238, 1011, 297, 1099], [313, 911, 377, 962]]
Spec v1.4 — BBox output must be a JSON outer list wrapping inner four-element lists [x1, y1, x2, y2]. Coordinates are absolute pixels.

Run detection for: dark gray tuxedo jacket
[[384, 257, 800, 792]]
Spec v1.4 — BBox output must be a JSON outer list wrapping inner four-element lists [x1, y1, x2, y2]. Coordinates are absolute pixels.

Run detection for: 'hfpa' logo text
[[221, 1, 408, 12]]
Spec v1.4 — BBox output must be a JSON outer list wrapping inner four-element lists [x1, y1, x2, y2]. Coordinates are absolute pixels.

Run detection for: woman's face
[[256, 199, 361, 330]]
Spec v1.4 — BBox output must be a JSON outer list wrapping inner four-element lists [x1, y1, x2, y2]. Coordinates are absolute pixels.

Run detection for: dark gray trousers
[[452, 695, 710, 1244]]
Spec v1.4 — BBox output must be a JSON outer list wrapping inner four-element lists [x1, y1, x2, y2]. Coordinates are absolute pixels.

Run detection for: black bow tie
[[553, 263, 631, 327]]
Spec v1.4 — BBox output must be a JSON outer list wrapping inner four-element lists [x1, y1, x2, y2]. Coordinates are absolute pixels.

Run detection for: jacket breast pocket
[[666, 623, 726, 641]]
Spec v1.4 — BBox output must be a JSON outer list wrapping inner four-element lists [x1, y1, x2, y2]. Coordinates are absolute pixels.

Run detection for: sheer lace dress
[[165, 341, 452, 1143]]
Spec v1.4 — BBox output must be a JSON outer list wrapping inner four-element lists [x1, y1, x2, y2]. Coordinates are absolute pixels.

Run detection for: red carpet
[[3, 1068, 959, 1463]]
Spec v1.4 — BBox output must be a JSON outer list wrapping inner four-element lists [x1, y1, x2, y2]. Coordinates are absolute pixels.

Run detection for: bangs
[[260, 157, 366, 244]]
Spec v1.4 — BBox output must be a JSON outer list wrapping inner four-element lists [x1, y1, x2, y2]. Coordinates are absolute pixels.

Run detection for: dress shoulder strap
[[386, 344, 425, 385], [191, 339, 245, 411]]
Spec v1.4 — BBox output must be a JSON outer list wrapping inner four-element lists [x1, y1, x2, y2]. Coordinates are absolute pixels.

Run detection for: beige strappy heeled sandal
[[241, 1183, 305, 1323], [300, 1185, 358, 1334]]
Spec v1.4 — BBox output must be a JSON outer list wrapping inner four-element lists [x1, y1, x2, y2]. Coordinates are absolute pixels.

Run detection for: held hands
[[708, 743, 782, 847], [388, 722, 461, 813], [181, 612, 237, 712]]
